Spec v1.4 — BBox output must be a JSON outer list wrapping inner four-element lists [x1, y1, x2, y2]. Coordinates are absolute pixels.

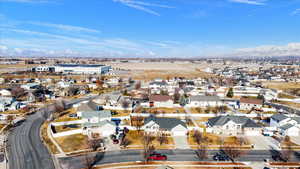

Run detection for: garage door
[[245, 130, 260, 136], [173, 131, 186, 136]]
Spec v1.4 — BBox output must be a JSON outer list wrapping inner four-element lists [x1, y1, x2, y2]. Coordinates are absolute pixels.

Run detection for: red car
[[147, 154, 167, 161]]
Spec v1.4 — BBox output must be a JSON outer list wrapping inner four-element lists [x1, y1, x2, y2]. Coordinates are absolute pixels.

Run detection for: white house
[[207, 115, 262, 136], [239, 98, 263, 110], [142, 116, 188, 136], [270, 113, 300, 136], [81, 110, 116, 137], [187, 95, 223, 108], [279, 124, 300, 136], [0, 89, 11, 96]]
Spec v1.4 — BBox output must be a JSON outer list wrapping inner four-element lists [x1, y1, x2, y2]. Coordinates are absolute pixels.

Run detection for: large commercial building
[[32, 64, 111, 74], [54, 64, 111, 74]]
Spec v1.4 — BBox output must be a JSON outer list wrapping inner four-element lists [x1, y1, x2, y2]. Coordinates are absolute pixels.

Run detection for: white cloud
[[232, 43, 300, 57], [291, 8, 300, 15], [28, 21, 101, 33], [228, 0, 266, 5], [113, 0, 174, 16]]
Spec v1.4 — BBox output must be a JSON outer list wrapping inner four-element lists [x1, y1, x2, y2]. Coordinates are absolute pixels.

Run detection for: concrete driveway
[[246, 134, 280, 150], [290, 136, 300, 145], [173, 136, 190, 149]]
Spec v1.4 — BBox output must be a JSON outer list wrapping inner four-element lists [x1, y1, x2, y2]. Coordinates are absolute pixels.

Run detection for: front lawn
[[53, 108, 79, 122], [55, 134, 89, 152], [144, 107, 185, 114], [188, 132, 250, 149], [124, 130, 175, 149]]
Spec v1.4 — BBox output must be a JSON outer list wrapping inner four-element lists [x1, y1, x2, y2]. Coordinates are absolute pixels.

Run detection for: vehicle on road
[[147, 153, 167, 161], [213, 153, 230, 161]]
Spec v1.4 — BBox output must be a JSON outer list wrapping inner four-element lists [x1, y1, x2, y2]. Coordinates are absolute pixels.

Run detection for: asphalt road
[[7, 105, 56, 169], [5, 83, 132, 169], [6, 96, 97, 169], [59, 149, 300, 169]]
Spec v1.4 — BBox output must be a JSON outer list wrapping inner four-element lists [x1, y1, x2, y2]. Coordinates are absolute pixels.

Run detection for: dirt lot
[[107, 61, 215, 80]]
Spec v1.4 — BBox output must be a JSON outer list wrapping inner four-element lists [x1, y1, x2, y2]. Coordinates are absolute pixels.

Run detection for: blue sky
[[0, 0, 300, 57]]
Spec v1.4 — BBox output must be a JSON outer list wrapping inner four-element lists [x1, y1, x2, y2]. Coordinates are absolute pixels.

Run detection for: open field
[[107, 62, 215, 80]]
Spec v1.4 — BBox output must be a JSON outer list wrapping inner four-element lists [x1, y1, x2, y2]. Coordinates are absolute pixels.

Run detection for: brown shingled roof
[[240, 97, 263, 105], [150, 95, 172, 102]]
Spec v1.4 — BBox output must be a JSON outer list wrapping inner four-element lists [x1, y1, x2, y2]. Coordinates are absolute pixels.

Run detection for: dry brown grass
[[278, 93, 297, 99], [188, 132, 250, 148], [40, 122, 59, 154], [53, 108, 78, 122], [145, 107, 185, 114], [263, 82, 300, 91], [125, 130, 175, 149], [274, 101, 300, 109], [55, 134, 88, 152], [132, 70, 214, 81]]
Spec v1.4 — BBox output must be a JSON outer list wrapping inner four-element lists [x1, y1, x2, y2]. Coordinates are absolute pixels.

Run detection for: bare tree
[[135, 81, 141, 90], [120, 138, 131, 148], [11, 87, 26, 99], [221, 145, 243, 162], [121, 100, 130, 111], [157, 133, 168, 145], [193, 130, 206, 145], [131, 116, 143, 132], [173, 91, 180, 103], [83, 152, 105, 169], [142, 133, 155, 162], [195, 145, 208, 160], [88, 138, 104, 151], [280, 136, 293, 162]]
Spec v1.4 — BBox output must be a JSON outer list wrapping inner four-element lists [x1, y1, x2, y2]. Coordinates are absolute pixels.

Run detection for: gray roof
[[144, 116, 187, 130], [279, 123, 294, 130], [82, 110, 111, 119], [292, 117, 300, 124], [77, 101, 99, 112], [271, 114, 288, 122], [208, 115, 261, 128], [190, 95, 220, 102], [149, 81, 167, 86], [83, 120, 115, 128]]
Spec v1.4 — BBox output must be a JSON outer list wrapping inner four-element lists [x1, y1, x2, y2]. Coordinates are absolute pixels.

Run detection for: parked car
[[113, 139, 119, 144], [147, 153, 167, 161], [213, 153, 230, 161], [69, 114, 77, 118]]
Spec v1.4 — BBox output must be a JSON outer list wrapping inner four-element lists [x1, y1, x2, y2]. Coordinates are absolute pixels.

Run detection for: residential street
[[6, 96, 96, 169], [58, 149, 300, 169]]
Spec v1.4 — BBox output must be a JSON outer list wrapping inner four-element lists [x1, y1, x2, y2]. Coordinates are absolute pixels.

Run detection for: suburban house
[[142, 116, 188, 136], [0, 89, 11, 96], [187, 95, 223, 108], [20, 83, 40, 90], [0, 97, 15, 112], [239, 98, 263, 110], [94, 94, 134, 111], [207, 115, 262, 136], [76, 101, 102, 117], [233, 86, 261, 97], [270, 113, 300, 136], [149, 95, 174, 108], [81, 110, 116, 137]]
